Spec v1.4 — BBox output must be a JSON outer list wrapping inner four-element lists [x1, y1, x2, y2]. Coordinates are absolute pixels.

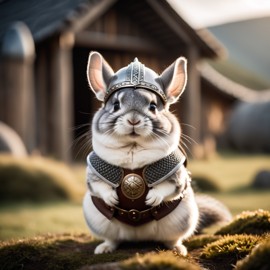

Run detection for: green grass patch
[[235, 237, 270, 270], [206, 191, 270, 216], [201, 234, 261, 260], [0, 202, 89, 241], [0, 233, 129, 270], [199, 234, 263, 270], [184, 235, 221, 251], [189, 154, 270, 191], [0, 154, 270, 269], [0, 232, 268, 270], [0, 155, 84, 204], [121, 251, 202, 270], [216, 209, 270, 235]]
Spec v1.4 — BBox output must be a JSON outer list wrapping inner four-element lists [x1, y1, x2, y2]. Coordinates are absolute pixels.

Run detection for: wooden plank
[[49, 35, 73, 162], [1, 23, 36, 153], [180, 46, 201, 154], [69, 0, 117, 33], [35, 46, 49, 155], [75, 31, 162, 53], [146, 0, 191, 44]]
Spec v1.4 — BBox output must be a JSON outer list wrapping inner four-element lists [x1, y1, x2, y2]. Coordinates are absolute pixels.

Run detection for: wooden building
[[0, 0, 227, 161]]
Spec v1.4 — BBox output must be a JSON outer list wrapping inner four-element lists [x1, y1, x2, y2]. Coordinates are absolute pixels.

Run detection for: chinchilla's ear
[[159, 57, 187, 104], [87, 51, 114, 101]]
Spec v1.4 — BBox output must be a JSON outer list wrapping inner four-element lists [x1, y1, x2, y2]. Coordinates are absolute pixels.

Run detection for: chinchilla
[[83, 51, 231, 255]]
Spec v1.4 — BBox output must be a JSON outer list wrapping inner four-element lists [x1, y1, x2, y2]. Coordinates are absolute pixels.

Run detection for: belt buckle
[[128, 209, 141, 222]]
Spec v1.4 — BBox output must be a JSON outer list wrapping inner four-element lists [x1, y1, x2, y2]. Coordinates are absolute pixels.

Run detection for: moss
[[235, 236, 270, 270], [0, 233, 129, 270], [120, 251, 202, 270], [1, 232, 269, 270], [215, 209, 270, 235], [200, 234, 261, 260], [0, 155, 84, 203], [184, 235, 221, 251]]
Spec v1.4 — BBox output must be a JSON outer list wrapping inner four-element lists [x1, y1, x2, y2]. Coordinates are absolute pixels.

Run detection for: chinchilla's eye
[[113, 101, 120, 112], [149, 102, 157, 113]]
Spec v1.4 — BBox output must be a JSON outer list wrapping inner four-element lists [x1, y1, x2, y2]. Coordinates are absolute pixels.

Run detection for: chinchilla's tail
[[195, 194, 232, 233]]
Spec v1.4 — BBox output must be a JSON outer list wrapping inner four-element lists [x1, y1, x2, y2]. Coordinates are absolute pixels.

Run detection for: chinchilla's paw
[[102, 188, 118, 206], [174, 244, 188, 256], [94, 240, 117, 254], [165, 241, 188, 256], [146, 188, 164, 206]]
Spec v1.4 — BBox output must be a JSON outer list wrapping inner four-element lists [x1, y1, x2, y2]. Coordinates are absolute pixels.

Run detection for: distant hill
[[208, 17, 270, 90]]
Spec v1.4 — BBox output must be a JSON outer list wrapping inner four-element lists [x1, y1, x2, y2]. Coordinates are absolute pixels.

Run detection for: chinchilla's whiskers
[[68, 123, 92, 159], [93, 111, 118, 126], [71, 131, 92, 159], [73, 126, 116, 159], [179, 132, 199, 157], [70, 123, 91, 132], [103, 128, 117, 138], [181, 134, 193, 145], [155, 128, 170, 138], [150, 131, 171, 149], [178, 140, 192, 156], [95, 119, 116, 127], [181, 123, 196, 130], [97, 120, 116, 125], [179, 122, 198, 155], [143, 116, 170, 137], [181, 133, 198, 145]]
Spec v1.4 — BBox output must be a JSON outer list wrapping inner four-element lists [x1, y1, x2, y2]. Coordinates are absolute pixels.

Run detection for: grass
[[201, 234, 262, 260], [0, 233, 130, 270], [235, 239, 270, 270], [189, 153, 270, 191], [121, 251, 202, 270], [199, 234, 264, 270], [0, 153, 270, 240], [0, 153, 270, 269], [207, 191, 270, 216], [0, 202, 89, 241], [215, 209, 270, 235], [0, 208, 269, 270], [0, 155, 84, 204]]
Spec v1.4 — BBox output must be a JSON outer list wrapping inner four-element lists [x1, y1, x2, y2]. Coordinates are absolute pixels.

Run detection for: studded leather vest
[[87, 150, 186, 209]]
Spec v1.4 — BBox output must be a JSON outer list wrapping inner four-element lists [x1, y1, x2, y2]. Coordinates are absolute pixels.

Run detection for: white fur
[[83, 52, 199, 255], [91, 109, 181, 170], [83, 186, 199, 255], [83, 142, 199, 255]]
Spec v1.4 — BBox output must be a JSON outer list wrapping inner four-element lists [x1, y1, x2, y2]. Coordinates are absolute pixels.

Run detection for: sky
[[167, 0, 270, 28]]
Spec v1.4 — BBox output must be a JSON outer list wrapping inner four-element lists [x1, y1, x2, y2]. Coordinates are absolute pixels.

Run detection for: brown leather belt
[[91, 196, 182, 227]]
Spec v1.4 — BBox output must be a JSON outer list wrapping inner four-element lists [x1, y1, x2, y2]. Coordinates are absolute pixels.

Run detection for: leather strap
[[91, 195, 182, 227], [87, 150, 186, 188]]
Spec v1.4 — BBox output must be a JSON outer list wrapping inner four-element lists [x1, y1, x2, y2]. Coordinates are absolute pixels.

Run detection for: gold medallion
[[121, 174, 145, 200]]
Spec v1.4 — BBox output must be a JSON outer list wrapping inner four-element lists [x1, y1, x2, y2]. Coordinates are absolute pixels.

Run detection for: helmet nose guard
[[104, 58, 167, 103]]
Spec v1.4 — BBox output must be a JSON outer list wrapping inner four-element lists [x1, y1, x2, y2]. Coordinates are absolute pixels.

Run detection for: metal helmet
[[104, 58, 167, 103]]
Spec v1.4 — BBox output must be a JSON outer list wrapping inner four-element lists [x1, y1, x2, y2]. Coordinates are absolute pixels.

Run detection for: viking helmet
[[104, 58, 167, 103]]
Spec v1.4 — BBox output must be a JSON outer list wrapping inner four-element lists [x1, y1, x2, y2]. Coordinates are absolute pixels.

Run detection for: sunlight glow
[[167, 0, 270, 28]]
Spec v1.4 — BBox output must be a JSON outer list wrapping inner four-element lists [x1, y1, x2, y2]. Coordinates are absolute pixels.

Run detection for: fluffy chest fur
[[91, 88, 181, 169]]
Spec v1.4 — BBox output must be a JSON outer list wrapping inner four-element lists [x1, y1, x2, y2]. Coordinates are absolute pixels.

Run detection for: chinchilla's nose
[[127, 119, 141, 126]]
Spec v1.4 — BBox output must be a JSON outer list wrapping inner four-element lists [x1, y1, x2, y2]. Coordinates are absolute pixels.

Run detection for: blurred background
[[0, 0, 270, 241]]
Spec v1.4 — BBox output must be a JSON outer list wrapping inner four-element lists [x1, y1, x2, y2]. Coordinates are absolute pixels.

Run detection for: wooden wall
[[0, 0, 219, 161]]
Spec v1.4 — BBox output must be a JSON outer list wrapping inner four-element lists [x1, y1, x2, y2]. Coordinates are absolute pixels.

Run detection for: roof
[[200, 63, 270, 102], [208, 17, 270, 89], [0, 0, 224, 58], [0, 0, 115, 43]]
